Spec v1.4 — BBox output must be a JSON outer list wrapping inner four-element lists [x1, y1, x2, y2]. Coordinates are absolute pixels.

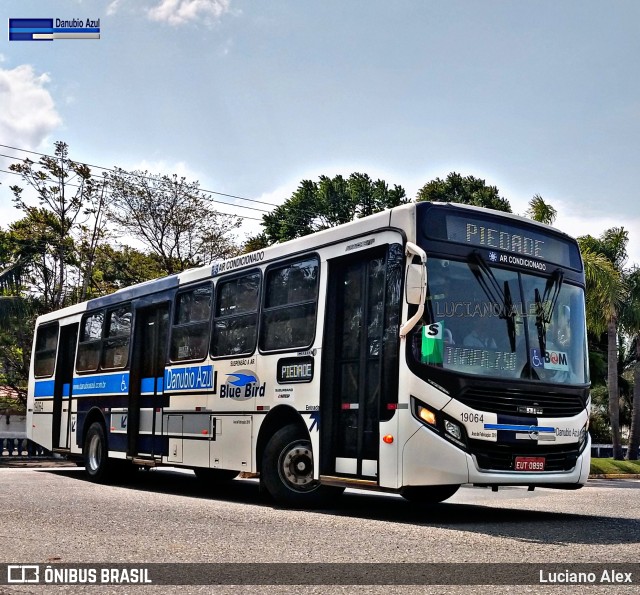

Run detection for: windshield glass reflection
[[412, 257, 588, 384]]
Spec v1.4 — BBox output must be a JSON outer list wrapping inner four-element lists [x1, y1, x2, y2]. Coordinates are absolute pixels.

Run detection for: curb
[[589, 474, 640, 479]]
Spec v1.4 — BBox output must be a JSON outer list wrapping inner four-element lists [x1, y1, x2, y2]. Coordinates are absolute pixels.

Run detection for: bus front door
[[128, 304, 169, 460], [321, 245, 401, 481]]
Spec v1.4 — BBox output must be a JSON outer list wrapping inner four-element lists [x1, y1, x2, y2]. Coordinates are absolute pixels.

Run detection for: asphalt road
[[1, 466, 638, 594]]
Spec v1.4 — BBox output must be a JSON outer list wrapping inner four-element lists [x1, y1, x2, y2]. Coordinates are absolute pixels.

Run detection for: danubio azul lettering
[[55, 19, 100, 28], [55, 19, 84, 28], [165, 365, 214, 391]]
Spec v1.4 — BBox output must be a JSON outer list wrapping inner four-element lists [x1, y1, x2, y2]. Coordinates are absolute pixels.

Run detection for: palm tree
[[526, 194, 557, 225], [621, 267, 640, 459], [579, 229, 630, 460]]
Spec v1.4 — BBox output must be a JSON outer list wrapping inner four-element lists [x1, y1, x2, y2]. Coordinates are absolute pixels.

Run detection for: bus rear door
[[52, 323, 78, 450], [128, 303, 169, 460]]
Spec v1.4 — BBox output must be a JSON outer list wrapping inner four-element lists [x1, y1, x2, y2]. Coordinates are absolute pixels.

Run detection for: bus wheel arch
[[82, 409, 112, 482], [258, 409, 343, 508], [256, 405, 307, 475], [81, 407, 107, 453]]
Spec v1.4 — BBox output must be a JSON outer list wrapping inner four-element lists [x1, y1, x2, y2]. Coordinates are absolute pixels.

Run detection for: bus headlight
[[444, 419, 462, 441], [417, 404, 437, 427], [411, 397, 468, 450], [579, 421, 589, 451]]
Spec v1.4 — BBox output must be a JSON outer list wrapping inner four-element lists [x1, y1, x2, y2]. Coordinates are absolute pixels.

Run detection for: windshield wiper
[[534, 269, 564, 356], [502, 279, 516, 352], [467, 252, 517, 351]]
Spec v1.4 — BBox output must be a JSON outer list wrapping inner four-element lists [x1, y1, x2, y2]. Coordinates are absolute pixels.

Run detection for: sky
[[1, 0, 639, 265]]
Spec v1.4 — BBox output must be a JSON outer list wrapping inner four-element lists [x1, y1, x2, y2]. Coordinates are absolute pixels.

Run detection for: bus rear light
[[382, 435, 394, 444]]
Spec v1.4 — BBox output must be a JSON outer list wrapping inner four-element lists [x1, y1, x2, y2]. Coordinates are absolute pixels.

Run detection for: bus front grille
[[457, 387, 585, 417], [469, 441, 580, 472]]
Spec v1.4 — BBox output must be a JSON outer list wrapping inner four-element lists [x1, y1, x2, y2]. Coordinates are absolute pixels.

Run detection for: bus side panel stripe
[[34, 380, 55, 398]]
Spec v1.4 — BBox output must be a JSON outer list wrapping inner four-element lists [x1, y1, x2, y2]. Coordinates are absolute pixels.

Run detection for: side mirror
[[400, 242, 427, 339], [406, 263, 426, 305]]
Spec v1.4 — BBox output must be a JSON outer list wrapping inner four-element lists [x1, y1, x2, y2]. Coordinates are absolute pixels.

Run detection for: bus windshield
[[413, 256, 589, 385]]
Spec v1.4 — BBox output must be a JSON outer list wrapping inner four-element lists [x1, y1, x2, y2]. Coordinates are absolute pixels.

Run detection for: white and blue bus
[[27, 202, 590, 506]]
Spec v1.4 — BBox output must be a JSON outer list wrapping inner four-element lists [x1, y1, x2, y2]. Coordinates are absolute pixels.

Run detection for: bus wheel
[[400, 485, 459, 504], [194, 468, 239, 483], [84, 422, 112, 482], [261, 425, 341, 508]]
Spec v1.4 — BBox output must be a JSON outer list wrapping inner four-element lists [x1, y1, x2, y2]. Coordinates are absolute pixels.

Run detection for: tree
[[76, 177, 110, 301], [242, 233, 270, 253], [90, 243, 165, 294], [578, 229, 630, 459], [416, 172, 511, 212], [0, 227, 45, 408], [9, 141, 98, 309], [621, 266, 640, 459], [260, 173, 408, 245], [3, 140, 100, 406], [526, 194, 557, 225], [107, 169, 241, 275]]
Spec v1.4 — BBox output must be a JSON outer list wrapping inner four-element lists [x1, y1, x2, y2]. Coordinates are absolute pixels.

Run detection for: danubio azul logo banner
[[9, 18, 100, 41], [164, 365, 215, 392]]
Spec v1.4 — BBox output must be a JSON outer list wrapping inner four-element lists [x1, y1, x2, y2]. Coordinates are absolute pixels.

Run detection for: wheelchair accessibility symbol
[[531, 349, 544, 368], [120, 375, 128, 392]]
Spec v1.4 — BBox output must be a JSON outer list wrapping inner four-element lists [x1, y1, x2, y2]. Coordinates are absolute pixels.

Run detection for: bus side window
[[76, 311, 104, 372], [170, 284, 212, 362], [102, 306, 132, 370], [211, 271, 260, 357], [260, 257, 319, 352], [34, 323, 59, 378]]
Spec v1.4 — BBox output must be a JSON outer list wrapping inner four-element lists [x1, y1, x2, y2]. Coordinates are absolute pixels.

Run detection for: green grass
[[590, 458, 640, 475]]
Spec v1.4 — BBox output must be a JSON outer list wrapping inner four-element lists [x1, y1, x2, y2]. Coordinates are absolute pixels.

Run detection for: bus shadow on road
[[44, 468, 639, 547], [333, 488, 640, 547]]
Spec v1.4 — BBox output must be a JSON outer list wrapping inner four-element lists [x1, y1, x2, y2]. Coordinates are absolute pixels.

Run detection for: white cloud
[[107, 0, 123, 16], [0, 65, 62, 151], [147, 0, 231, 26], [555, 211, 640, 268], [0, 64, 62, 219]]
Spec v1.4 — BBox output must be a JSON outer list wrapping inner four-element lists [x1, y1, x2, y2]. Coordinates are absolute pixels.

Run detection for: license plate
[[514, 456, 545, 471]]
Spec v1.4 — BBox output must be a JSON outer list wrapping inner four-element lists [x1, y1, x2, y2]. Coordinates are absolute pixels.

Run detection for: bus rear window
[[34, 324, 59, 378], [102, 306, 132, 370], [76, 311, 104, 372]]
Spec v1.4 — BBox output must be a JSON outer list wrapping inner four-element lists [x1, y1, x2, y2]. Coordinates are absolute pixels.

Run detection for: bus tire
[[83, 422, 112, 483], [194, 468, 239, 483], [261, 424, 342, 508], [400, 484, 459, 504]]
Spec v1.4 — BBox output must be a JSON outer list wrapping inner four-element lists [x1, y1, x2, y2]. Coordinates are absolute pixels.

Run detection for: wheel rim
[[278, 440, 317, 492], [87, 432, 102, 472]]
